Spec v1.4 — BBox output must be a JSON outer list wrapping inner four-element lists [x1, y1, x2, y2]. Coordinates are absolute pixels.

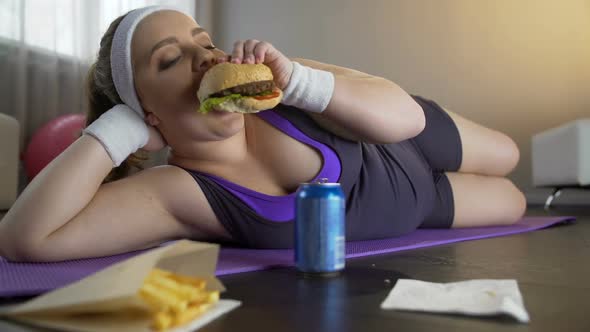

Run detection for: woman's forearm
[[324, 75, 425, 144], [292, 58, 425, 144], [0, 135, 113, 256]]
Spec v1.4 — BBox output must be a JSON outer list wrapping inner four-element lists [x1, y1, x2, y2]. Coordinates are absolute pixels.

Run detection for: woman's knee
[[495, 133, 520, 176], [496, 178, 526, 224], [447, 173, 526, 227], [447, 109, 520, 176]]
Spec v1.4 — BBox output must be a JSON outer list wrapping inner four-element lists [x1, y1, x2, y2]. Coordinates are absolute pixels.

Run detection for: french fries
[[139, 268, 219, 331]]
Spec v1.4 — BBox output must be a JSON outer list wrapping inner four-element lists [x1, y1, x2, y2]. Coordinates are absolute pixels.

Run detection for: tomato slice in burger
[[253, 91, 280, 100]]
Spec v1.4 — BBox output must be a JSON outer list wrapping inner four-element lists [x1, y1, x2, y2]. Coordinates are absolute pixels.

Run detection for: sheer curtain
[[0, 0, 195, 149]]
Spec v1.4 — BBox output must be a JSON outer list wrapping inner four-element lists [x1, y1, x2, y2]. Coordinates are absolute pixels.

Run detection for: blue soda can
[[294, 178, 346, 276]]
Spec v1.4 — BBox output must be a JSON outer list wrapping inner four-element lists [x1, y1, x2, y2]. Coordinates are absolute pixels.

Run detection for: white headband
[[110, 5, 193, 118]]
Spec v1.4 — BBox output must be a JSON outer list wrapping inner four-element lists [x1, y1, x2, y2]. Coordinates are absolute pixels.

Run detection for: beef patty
[[210, 80, 275, 98]]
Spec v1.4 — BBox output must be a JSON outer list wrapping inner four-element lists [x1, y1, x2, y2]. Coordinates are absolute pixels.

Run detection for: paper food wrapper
[[0, 240, 241, 331], [381, 279, 529, 323]]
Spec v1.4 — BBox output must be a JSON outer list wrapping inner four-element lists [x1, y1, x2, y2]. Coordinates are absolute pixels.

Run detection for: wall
[[209, 0, 590, 203]]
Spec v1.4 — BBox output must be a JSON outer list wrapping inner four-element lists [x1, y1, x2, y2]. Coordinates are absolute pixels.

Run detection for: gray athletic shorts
[[410, 95, 463, 228]]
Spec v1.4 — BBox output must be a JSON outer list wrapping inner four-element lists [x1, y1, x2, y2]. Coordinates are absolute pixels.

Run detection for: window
[[0, 0, 195, 58]]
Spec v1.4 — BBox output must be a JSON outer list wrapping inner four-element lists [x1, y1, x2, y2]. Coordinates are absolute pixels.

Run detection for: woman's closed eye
[[159, 56, 181, 71], [158, 45, 216, 71]]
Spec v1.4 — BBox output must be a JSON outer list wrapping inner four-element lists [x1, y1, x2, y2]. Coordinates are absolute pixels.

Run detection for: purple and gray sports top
[[193, 110, 341, 222], [180, 96, 463, 248]]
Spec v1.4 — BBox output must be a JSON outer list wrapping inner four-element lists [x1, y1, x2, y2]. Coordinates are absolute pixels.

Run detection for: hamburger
[[197, 63, 283, 114]]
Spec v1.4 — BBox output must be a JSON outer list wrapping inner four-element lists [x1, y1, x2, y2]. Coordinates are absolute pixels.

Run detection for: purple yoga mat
[[0, 216, 574, 297]]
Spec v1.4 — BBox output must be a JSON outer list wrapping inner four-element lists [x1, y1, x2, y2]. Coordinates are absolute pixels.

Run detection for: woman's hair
[[85, 13, 148, 183]]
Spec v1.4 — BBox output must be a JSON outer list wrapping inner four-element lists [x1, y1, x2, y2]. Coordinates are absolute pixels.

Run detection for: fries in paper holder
[[0, 240, 240, 332]]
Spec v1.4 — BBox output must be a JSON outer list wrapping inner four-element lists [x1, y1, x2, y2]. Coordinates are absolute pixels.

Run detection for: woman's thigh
[[445, 172, 526, 228], [444, 108, 520, 177]]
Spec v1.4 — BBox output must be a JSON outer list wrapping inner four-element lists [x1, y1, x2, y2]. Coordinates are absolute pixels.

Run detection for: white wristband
[[281, 62, 335, 113], [83, 104, 149, 167]]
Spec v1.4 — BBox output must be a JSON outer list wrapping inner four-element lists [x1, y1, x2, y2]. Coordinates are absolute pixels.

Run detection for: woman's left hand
[[227, 39, 293, 90]]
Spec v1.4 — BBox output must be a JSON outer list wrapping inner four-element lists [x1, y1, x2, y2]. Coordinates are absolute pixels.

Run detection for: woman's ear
[[145, 112, 161, 126]]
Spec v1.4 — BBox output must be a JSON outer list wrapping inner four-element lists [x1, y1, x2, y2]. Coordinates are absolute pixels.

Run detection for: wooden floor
[[1, 206, 589, 331]]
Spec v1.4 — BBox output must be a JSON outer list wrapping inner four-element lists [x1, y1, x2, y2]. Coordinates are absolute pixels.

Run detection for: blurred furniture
[[22, 114, 86, 181], [0, 113, 19, 210], [532, 119, 590, 208]]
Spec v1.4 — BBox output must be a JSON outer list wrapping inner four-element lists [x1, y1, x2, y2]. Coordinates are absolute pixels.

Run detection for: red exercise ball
[[23, 113, 86, 180]]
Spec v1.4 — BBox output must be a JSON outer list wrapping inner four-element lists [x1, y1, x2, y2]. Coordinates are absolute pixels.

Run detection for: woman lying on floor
[[0, 6, 525, 262]]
